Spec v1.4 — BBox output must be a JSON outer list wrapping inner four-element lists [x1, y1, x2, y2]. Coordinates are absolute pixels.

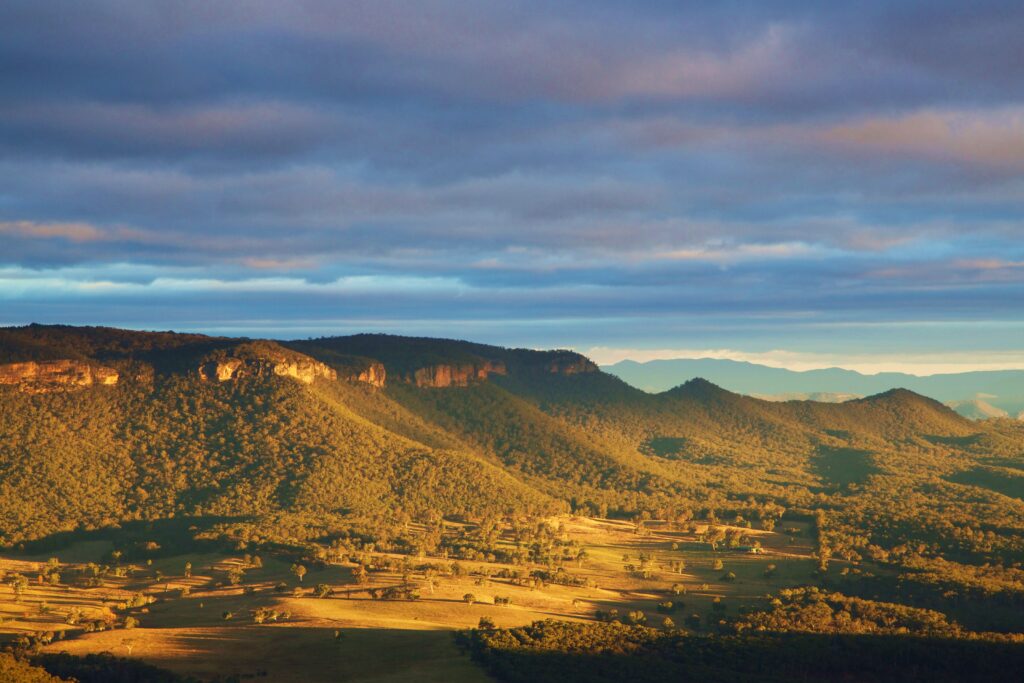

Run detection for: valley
[[2, 517, 816, 681]]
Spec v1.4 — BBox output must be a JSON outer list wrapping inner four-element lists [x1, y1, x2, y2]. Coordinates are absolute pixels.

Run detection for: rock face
[[544, 354, 599, 375], [0, 360, 119, 392], [408, 361, 507, 388], [354, 362, 387, 388], [334, 360, 387, 388], [285, 335, 601, 390], [199, 356, 337, 385], [398, 354, 596, 388]]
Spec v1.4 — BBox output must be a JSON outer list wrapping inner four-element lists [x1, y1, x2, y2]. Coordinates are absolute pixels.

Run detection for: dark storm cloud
[[1, 0, 1023, 357]]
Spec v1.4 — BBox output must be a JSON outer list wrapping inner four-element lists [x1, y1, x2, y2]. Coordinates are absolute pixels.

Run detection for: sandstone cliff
[[198, 342, 337, 385], [407, 361, 507, 388], [0, 359, 119, 392], [349, 362, 386, 388], [287, 335, 600, 389], [542, 354, 599, 375], [199, 355, 336, 384]]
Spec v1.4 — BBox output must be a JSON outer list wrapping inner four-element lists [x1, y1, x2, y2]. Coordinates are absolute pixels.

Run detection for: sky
[[2, 1, 1024, 374]]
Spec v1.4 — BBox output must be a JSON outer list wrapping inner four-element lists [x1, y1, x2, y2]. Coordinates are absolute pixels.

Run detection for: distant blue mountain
[[603, 358, 1024, 418]]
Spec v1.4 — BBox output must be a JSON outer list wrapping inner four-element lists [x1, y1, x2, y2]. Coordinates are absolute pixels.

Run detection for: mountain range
[[604, 358, 1024, 419], [1, 323, 1023, 572]]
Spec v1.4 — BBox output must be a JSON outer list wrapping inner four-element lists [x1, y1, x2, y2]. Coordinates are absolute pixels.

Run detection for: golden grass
[[0, 516, 817, 681]]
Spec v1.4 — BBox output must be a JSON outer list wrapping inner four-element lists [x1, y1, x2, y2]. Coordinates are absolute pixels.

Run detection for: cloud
[[0, 101, 335, 160], [819, 108, 1024, 171], [653, 241, 822, 263], [0, 1, 1022, 366], [0, 220, 105, 242]]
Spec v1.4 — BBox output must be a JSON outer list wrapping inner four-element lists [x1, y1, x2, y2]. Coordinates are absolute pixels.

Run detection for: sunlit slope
[[2, 324, 1023, 555], [513, 375, 975, 454], [0, 370, 553, 546]]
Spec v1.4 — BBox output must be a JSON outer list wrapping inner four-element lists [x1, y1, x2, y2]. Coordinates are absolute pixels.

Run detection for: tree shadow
[[462, 626, 1024, 683], [9, 516, 248, 560]]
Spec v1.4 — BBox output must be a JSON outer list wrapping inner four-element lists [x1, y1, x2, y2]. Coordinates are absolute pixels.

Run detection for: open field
[[0, 516, 817, 681]]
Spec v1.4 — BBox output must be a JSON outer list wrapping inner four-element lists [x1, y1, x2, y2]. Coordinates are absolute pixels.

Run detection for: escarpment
[[0, 359, 119, 392], [350, 361, 387, 387], [406, 360, 507, 387], [323, 357, 387, 387], [196, 341, 336, 384], [199, 353, 337, 384], [0, 328, 603, 393], [288, 334, 600, 390], [539, 352, 599, 375]]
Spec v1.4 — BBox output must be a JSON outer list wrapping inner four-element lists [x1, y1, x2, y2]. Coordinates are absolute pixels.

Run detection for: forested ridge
[[2, 325, 1023, 552]]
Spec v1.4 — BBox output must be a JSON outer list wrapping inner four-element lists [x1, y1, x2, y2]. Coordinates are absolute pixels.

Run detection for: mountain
[[604, 357, 1024, 417], [1, 323, 1024, 575]]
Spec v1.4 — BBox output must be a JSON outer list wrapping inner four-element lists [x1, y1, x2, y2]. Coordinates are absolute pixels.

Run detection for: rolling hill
[[1, 324, 1023, 570], [604, 357, 1024, 417]]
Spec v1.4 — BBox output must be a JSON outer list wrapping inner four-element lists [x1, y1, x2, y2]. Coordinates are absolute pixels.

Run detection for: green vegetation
[[2, 325, 1024, 680], [0, 653, 67, 683], [462, 618, 1024, 683]]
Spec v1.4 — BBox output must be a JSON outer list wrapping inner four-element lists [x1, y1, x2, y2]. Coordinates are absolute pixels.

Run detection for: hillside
[[0, 326, 560, 547], [0, 324, 1021, 560]]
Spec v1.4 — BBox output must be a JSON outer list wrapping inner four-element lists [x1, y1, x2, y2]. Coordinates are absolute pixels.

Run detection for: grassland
[[0, 516, 817, 681]]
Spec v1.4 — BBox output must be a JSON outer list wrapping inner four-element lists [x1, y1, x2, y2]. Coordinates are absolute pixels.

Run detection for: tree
[[123, 616, 139, 629], [463, 593, 477, 604], [315, 583, 332, 599], [478, 616, 496, 629], [227, 567, 245, 586], [253, 607, 278, 624], [351, 564, 369, 585], [713, 558, 724, 571], [661, 616, 675, 630], [707, 526, 726, 550], [9, 574, 28, 602], [184, 561, 192, 579], [291, 563, 307, 583]]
